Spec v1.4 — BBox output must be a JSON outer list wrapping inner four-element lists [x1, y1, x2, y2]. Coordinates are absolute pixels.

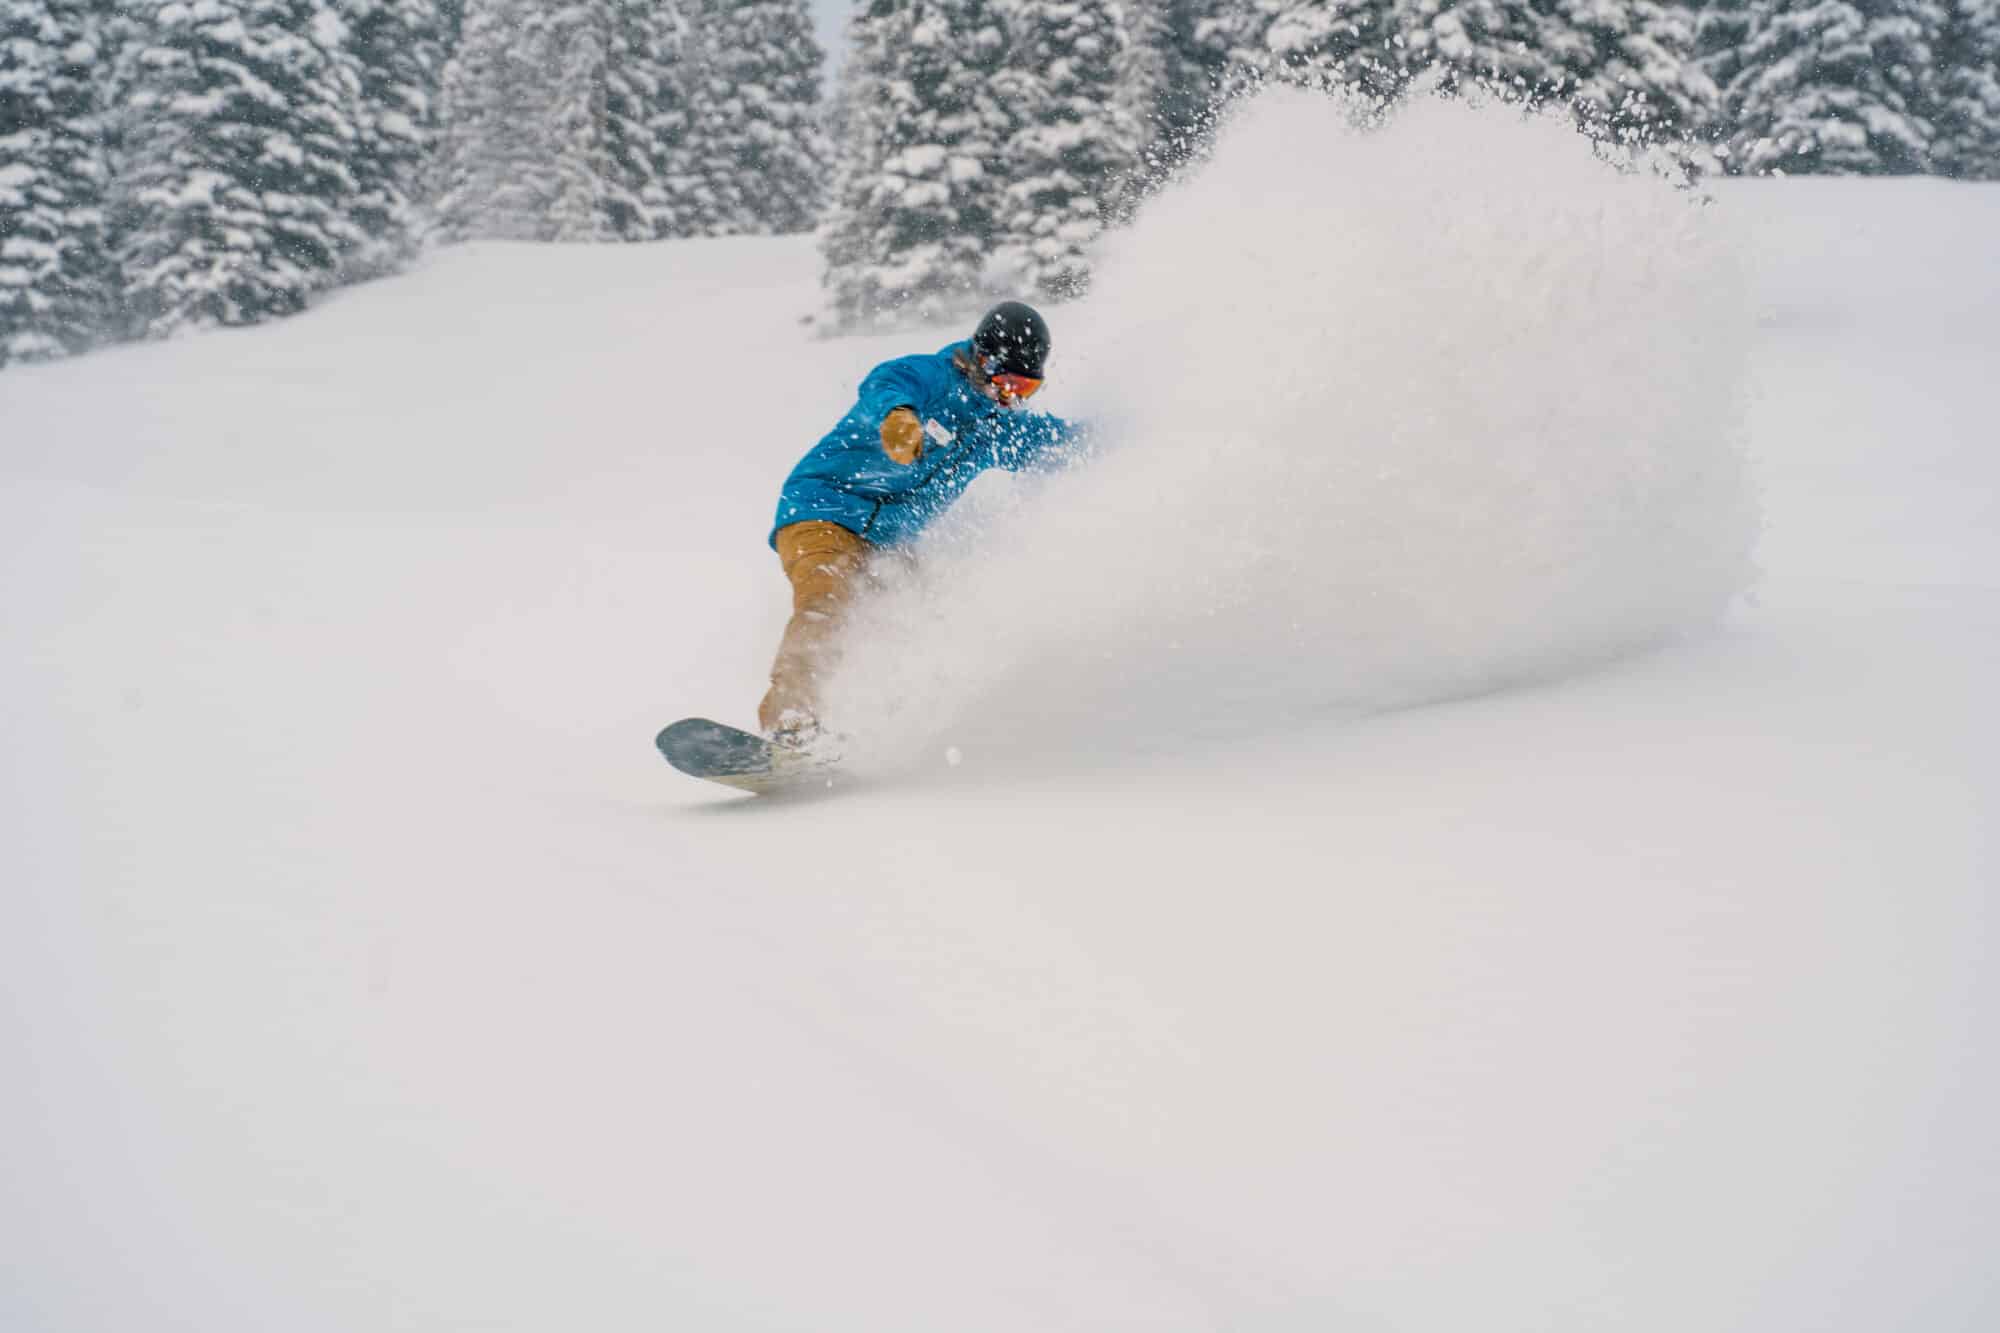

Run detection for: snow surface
[[4, 93, 1997, 1331]]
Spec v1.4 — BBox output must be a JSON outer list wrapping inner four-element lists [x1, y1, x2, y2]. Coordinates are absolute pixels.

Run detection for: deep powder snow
[[825, 92, 1758, 770]]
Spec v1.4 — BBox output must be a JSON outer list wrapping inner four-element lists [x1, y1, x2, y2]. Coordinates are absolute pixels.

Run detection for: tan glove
[[881, 406, 924, 465]]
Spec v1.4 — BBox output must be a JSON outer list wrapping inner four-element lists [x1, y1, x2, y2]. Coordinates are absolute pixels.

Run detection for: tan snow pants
[[758, 520, 872, 734]]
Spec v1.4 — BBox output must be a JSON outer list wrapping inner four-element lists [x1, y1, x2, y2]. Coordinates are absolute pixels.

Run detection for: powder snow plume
[[822, 89, 1758, 771]]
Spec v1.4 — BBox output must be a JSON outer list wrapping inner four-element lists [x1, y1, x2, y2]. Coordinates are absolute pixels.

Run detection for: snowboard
[[656, 717, 840, 795]]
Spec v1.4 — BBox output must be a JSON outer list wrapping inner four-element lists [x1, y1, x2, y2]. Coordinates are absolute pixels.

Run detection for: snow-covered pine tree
[[679, 0, 826, 235], [1925, 0, 2000, 178], [612, 0, 695, 239], [993, 0, 1145, 300], [1253, 0, 1407, 108], [1547, 0, 1715, 142], [1695, 0, 1753, 97], [663, 3, 740, 236], [1083, 0, 1238, 202], [112, 0, 366, 337], [433, 0, 526, 237], [537, 1, 621, 241], [0, 0, 112, 365], [637, 1, 704, 237], [1695, 0, 1757, 157], [1721, 0, 1940, 174], [437, 0, 684, 241], [341, 0, 451, 272], [1394, 0, 1550, 98], [819, 0, 1016, 328], [1398, 0, 1712, 142], [1112, 1, 1169, 167]]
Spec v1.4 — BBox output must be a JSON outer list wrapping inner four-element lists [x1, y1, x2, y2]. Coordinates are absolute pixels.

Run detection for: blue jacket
[[771, 341, 1078, 548]]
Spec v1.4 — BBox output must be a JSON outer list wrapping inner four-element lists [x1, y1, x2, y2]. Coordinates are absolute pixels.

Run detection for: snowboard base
[[656, 717, 840, 795]]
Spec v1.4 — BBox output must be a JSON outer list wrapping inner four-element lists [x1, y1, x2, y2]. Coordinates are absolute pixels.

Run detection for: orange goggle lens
[[991, 373, 1043, 400]]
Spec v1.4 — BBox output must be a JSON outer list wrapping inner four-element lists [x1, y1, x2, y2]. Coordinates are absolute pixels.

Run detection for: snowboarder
[[759, 301, 1080, 743]]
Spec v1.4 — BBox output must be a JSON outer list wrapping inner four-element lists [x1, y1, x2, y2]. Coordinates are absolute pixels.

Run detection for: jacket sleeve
[[854, 360, 930, 428], [998, 411, 1085, 473]]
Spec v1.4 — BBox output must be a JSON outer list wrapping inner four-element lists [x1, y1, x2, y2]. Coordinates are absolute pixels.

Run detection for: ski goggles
[[990, 372, 1043, 401]]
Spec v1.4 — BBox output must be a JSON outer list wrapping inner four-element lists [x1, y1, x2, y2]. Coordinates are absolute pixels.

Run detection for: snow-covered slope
[[3, 95, 1995, 1331]]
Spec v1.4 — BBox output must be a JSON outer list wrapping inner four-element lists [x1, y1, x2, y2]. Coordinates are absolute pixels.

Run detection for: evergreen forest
[[3, 0, 1996, 368]]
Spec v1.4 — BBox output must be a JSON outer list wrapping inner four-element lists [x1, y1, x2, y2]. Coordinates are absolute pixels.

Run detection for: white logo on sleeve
[[924, 418, 956, 448]]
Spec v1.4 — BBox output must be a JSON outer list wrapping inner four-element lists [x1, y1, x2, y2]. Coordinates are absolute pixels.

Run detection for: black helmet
[[971, 301, 1050, 380]]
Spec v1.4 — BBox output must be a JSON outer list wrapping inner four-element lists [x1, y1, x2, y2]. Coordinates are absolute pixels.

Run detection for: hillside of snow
[[4, 94, 1996, 1331]]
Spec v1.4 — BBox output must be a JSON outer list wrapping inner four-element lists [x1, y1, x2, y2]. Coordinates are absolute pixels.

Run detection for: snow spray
[[821, 89, 1758, 771]]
